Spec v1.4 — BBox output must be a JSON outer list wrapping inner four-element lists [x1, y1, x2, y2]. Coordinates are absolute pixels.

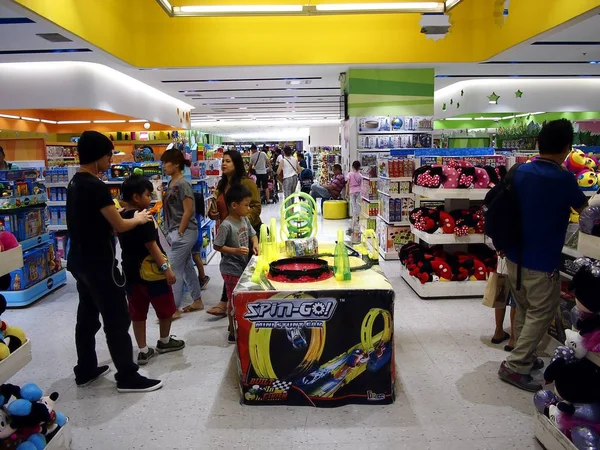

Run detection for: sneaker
[[498, 361, 542, 392], [116, 375, 163, 393], [199, 275, 211, 290], [228, 334, 236, 344], [532, 358, 545, 371], [76, 365, 110, 387], [156, 336, 185, 354], [137, 348, 156, 366]]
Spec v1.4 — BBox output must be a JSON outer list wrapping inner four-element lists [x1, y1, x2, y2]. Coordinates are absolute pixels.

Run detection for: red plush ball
[[0, 232, 18, 252]]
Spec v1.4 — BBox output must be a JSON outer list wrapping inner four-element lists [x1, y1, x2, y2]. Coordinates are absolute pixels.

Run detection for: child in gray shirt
[[213, 185, 258, 343]]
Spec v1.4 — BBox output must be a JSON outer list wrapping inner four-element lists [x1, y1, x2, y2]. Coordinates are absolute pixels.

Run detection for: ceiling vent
[[419, 14, 451, 41], [36, 33, 72, 43]]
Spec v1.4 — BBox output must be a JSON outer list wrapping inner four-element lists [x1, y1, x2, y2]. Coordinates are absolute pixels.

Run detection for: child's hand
[[236, 246, 249, 256], [253, 245, 259, 256], [164, 268, 176, 285]]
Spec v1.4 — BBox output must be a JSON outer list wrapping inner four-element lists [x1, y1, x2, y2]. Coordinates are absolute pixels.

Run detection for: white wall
[[435, 78, 600, 118], [309, 125, 340, 146], [0, 62, 192, 127]]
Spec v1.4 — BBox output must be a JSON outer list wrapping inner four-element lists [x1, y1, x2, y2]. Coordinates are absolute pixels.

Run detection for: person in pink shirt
[[346, 161, 362, 244]]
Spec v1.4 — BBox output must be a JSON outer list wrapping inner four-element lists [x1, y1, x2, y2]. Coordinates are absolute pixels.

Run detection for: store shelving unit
[[2, 270, 67, 307], [410, 226, 486, 244], [399, 265, 487, 298], [577, 232, 600, 260], [412, 185, 490, 200], [534, 412, 576, 450]]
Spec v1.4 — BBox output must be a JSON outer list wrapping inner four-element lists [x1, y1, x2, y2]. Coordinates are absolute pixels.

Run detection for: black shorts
[[256, 173, 268, 190]]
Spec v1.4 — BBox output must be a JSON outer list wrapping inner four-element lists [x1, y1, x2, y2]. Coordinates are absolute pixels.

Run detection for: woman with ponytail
[[161, 149, 204, 315]]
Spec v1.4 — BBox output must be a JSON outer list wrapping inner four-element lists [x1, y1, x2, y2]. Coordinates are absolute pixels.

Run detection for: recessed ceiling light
[[239, 107, 247, 110]]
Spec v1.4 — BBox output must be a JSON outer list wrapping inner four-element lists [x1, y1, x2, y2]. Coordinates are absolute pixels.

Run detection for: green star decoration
[[450, 99, 453, 105], [460, 90, 464, 97], [515, 90, 523, 98], [456, 102, 460, 108], [488, 92, 500, 104], [442, 103, 447, 111]]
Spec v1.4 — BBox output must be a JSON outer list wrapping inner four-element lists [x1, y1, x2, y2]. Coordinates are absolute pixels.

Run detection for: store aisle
[[4, 201, 542, 450]]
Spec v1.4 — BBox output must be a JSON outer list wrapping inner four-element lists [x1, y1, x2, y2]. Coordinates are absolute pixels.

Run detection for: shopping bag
[[482, 271, 509, 308]]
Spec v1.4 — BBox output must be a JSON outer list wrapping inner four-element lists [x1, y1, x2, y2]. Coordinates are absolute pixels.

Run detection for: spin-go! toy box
[[232, 252, 395, 407]]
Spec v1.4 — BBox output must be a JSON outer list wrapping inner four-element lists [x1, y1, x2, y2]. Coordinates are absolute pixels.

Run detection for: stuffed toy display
[[0, 295, 26, 361], [0, 382, 66, 450], [413, 161, 506, 190], [579, 206, 600, 237], [409, 206, 485, 237], [564, 149, 600, 192], [399, 242, 496, 284]]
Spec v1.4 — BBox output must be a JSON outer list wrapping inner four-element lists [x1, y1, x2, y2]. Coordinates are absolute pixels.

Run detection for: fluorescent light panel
[[129, 119, 148, 122], [0, 114, 20, 119], [174, 4, 304, 14], [57, 120, 91, 124], [21, 116, 40, 122], [445, 117, 471, 121], [41, 119, 57, 124], [93, 120, 127, 123], [315, 2, 443, 12]]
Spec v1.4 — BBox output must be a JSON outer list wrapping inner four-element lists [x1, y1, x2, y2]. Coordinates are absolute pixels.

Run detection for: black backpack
[[484, 163, 523, 287], [194, 192, 205, 217]]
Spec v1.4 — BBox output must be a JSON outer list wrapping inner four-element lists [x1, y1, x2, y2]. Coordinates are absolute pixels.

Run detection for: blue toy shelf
[[3, 269, 67, 308]]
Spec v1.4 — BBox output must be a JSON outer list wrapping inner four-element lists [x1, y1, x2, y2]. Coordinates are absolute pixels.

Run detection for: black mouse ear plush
[[496, 165, 507, 181], [413, 165, 432, 185], [483, 165, 500, 186]]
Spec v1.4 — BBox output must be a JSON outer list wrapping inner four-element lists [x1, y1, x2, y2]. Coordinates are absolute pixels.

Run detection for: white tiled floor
[[4, 201, 544, 449]]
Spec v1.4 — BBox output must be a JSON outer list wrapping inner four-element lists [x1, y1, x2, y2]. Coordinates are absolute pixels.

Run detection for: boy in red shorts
[[119, 176, 185, 365]]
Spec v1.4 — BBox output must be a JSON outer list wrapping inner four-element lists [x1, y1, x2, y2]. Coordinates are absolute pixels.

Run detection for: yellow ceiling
[[11, 0, 600, 67]]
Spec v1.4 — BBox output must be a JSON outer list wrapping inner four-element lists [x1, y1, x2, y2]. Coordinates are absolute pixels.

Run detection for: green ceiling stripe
[[349, 78, 434, 97], [348, 68, 435, 85]]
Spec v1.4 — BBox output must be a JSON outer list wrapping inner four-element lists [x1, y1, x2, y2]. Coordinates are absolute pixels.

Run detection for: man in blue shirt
[[499, 119, 588, 392]]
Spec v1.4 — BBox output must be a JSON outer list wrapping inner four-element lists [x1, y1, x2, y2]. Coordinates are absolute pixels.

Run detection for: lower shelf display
[[3, 269, 68, 307], [399, 265, 487, 299]]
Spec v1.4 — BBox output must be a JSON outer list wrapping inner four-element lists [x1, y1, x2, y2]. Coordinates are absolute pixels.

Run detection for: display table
[[232, 244, 395, 407]]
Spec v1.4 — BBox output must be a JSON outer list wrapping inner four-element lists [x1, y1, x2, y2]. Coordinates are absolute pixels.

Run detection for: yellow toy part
[[323, 200, 348, 220], [570, 208, 580, 223], [4, 326, 26, 345], [0, 343, 9, 361]]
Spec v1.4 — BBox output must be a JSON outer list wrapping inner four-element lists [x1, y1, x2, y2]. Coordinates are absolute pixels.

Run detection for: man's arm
[[101, 206, 151, 233]]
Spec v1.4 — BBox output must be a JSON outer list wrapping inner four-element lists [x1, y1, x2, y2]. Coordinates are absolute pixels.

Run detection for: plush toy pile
[[535, 259, 600, 449], [409, 206, 484, 237], [413, 160, 506, 189], [399, 242, 497, 284], [564, 149, 600, 191], [0, 382, 66, 450], [0, 295, 26, 362]]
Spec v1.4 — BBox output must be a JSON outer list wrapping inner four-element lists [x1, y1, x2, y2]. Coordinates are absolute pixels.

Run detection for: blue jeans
[[310, 184, 331, 200], [168, 228, 202, 309]]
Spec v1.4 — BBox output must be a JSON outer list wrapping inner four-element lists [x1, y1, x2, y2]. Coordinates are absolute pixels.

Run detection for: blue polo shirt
[[506, 159, 587, 273]]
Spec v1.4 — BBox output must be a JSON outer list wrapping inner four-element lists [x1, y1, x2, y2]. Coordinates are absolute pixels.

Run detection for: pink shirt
[[346, 171, 362, 194]]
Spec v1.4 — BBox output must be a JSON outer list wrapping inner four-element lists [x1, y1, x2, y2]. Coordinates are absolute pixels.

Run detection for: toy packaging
[[7, 244, 50, 291], [233, 255, 395, 407]]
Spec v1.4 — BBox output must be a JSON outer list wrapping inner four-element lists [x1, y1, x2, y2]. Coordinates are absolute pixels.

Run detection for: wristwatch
[[159, 263, 169, 272]]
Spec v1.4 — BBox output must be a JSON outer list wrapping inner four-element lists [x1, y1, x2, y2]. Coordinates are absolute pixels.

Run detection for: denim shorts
[[506, 292, 516, 308], [191, 241, 202, 254]]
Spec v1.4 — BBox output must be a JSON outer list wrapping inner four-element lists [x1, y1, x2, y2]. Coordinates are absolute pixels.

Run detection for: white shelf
[[533, 411, 576, 450], [45, 417, 72, 450], [45, 182, 68, 188], [577, 232, 600, 260], [0, 246, 23, 277], [584, 190, 597, 197], [0, 339, 32, 384], [360, 212, 377, 219], [378, 176, 412, 181], [47, 201, 66, 206], [411, 226, 486, 245], [562, 245, 582, 258], [362, 196, 378, 203], [400, 265, 487, 298], [378, 246, 399, 260], [377, 215, 409, 227], [48, 225, 68, 231], [412, 185, 490, 200], [361, 175, 378, 181], [378, 190, 414, 199], [559, 271, 573, 281]]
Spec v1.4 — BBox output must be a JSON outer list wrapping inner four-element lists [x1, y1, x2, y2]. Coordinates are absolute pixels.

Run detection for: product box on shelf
[[360, 179, 378, 200], [379, 179, 411, 195], [378, 156, 414, 179], [133, 162, 163, 179], [379, 198, 414, 223], [108, 163, 134, 181], [376, 220, 412, 256], [361, 199, 378, 217], [7, 244, 50, 291], [0, 208, 46, 242]]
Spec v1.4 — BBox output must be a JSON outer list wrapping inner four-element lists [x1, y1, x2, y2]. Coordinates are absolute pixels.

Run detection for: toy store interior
[[1, 0, 600, 449]]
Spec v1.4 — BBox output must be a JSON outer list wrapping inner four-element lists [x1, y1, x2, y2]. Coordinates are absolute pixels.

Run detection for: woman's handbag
[[140, 254, 168, 281], [207, 197, 219, 220]]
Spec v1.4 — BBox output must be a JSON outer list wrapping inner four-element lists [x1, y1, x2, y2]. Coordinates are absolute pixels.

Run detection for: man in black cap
[[67, 130, 162, 393]]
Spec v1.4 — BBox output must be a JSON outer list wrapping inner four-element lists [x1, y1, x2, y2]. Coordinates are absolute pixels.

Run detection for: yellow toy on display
[[252, 218, 281, 283], [280, 192, 318, 241], [353, 229, 379, 262], [0, 295, 26, 360], [334, 229, 351, 281]]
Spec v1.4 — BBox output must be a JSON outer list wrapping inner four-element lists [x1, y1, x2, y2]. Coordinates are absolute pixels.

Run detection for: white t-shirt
[[250, 151, 268, 175], [281, 156, 299, 180]]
